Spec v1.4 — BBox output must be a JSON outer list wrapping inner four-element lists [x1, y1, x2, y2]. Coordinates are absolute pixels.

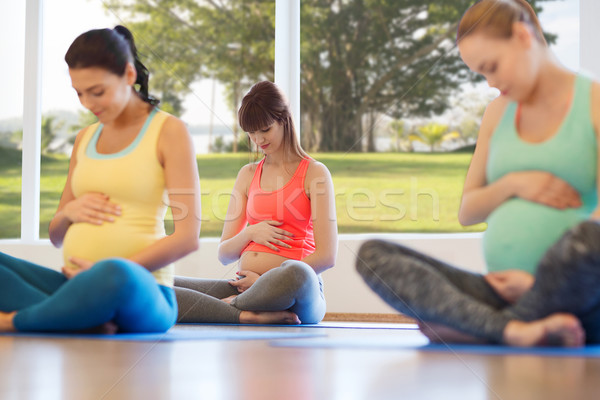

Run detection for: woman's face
[[458, 24, 538, 102], [247, 121, 285, 155], [68, 64, 136, 123]]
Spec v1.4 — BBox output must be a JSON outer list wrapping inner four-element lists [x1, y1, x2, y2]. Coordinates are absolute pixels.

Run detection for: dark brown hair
[[457, 0, 546, 46], [65, 25, 159, 105], [238, 81, 308, 159]]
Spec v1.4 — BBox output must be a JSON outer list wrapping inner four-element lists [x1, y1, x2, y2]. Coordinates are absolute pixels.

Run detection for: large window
[[0, 2, 26, 239], [299, 0, 580, 234], [38, 0, 119, 238], [0, 0, 585, 241], [36, 0, 276, 238]]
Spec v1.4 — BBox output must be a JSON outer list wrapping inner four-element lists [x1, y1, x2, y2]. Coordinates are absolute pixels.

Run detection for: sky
[[0, 0, 581, 127]]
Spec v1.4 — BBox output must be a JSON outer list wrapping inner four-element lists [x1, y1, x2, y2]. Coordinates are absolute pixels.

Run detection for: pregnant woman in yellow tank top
[[358, 0, 600, 347], [0, 26, 200, 333]]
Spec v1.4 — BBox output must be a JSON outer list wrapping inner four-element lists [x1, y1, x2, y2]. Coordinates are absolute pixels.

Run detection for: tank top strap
[[569, 74, 593, 123], [136, 109, 169, 152], [76, 122, 101, 161], [249, 158, 266, 192], [292, 157, 311, 185]]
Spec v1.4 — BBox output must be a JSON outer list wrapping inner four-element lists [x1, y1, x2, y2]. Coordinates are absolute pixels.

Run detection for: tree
[[10, 115, 63, 153], [40, 116, 64, 153], [105, 0, 275, 152], [410, 122, 459, 152], [388, 119, 413, 152], [105, 0, 557, 152]]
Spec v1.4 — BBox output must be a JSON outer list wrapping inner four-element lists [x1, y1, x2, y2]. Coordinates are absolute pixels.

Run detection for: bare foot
[[0, 311, 17, 332], [239, 311, 301, 325], [503, 313, 585, 347], [418, 321, 487, 344]]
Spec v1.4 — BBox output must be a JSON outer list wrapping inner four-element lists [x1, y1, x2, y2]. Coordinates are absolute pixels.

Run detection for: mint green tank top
[[483, 74, 597, 274]]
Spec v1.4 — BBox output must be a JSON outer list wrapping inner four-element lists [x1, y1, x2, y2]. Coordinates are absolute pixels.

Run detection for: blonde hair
[[457, 0, 546, 45], [238, 81, 308, 160]]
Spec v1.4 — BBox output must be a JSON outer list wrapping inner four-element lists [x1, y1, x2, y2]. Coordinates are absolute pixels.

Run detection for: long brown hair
[[238, 81, 308, 160], [457, 0, 546, 46]]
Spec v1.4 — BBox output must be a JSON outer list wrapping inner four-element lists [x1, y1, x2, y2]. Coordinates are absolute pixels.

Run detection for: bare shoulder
[[239, 162, 258, 177], [159, 114, 190, 140], [305, 160, 333, 196], [306, 159, 332, 181], [235, 161, 260, 191], [479, 95, 510, 137], [70, 124, 97, 161]]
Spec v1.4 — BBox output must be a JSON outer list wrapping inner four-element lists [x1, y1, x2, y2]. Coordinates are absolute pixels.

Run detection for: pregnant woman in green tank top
[[357, 0, 600, 347]]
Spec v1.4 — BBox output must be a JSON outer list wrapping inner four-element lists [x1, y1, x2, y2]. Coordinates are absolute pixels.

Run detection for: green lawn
[[0, 149, 486, 239]]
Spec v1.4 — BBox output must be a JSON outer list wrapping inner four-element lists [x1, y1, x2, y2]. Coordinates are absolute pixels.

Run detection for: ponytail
[[112, 25, 159, 106], [65, 25, 159, 106]]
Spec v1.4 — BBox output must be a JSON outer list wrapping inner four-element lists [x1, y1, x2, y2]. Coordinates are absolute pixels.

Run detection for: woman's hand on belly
[[248, 221, 294, 251], [513, 171, 581, 210], [62, 256, 94, 279], [484, 270, 535, 304], [63, 192, 122, 225], [229, 270, 260, 293]]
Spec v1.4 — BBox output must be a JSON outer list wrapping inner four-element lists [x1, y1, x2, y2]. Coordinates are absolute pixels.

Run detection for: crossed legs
[[355, 222, 600, 346]]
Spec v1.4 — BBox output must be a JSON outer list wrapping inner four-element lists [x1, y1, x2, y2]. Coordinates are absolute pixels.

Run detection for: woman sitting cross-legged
[[174, 81, 338, 325]]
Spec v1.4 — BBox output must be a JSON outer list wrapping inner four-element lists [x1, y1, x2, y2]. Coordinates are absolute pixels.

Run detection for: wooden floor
[[2, 323, 600, 400]]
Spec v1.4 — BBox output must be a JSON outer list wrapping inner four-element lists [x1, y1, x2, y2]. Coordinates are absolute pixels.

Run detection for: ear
[[512, 21, 534, 49], [125, 62, 137, 86]]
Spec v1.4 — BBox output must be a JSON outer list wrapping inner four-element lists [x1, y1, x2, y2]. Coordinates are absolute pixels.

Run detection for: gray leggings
[[356, 220, 600, 344], [174, 260, 326, 324]]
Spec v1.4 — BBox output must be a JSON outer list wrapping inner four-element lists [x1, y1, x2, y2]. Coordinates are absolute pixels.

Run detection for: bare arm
[[49, 128, 121, 247], [124, 116, 201, 271], [217, 165, 254, 265], [458, 97, 581, 226], [590, 82, 600, 219], [300, 161, 338, 274], [458, 97, 518, 225]]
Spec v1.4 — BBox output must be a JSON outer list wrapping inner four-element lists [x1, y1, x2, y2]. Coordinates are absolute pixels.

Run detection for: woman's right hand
[[247, 220, 293, 252], [513, 171, 582, 209], [62, 193, 121, 225]]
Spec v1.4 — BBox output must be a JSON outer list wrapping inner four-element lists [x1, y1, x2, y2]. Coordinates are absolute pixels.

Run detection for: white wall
[[581, 0, 600, 77], [0, 234, 485, 314]]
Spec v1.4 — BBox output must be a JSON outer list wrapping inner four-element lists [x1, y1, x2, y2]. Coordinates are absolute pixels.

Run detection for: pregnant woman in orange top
[[175, 81, 338, 324]]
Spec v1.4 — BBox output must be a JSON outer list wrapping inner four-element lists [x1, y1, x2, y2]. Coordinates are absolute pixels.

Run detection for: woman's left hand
[[229, 270, 260, 293], [484, 270, 535, 304], [62, 257, 94, 279]]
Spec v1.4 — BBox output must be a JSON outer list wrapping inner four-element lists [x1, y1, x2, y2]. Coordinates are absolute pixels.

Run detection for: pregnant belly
[[483, 199, 586, 273], [239, 251, 291, 275], [62, 221, 157, 268]]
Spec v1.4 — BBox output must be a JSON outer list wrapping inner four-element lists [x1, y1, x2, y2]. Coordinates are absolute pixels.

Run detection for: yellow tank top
[[62, 108, 173, 287]]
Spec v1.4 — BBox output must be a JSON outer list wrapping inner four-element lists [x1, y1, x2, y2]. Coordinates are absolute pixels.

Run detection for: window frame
[[16, 0, 593, 243]]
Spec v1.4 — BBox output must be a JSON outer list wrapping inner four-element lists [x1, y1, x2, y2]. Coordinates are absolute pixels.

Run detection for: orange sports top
[[242, 157, 315, 260]]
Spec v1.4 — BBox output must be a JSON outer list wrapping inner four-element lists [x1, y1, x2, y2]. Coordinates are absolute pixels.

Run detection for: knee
[[356, 240, 410, 273], [279, 260, 318, 288], [560, 221, 600, 259], [92, 258, 146, 297]]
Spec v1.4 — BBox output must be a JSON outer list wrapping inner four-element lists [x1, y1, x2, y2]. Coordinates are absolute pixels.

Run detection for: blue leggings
[[0, 252, 177, 333]]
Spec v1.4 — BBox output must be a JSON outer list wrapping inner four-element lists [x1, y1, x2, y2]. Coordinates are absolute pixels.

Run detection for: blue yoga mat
[[178, 321, 419, 330], [270, 336, 600, 357], [0, 327, 325, 342], [422, 343, 600, 357]]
